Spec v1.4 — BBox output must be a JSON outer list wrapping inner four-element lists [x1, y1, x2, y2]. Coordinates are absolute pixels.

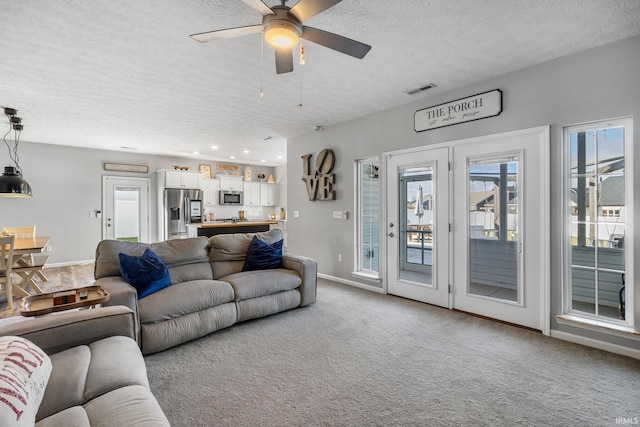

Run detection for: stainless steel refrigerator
[[162, 188, 202, 240]]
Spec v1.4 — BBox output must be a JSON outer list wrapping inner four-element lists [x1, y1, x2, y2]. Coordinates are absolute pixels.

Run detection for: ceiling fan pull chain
[[260, 30, 265, 98], [298, 44, 304, 108]]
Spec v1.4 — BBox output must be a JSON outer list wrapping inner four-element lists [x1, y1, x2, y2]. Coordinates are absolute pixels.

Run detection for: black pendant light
[[1, 107, 32, 197]]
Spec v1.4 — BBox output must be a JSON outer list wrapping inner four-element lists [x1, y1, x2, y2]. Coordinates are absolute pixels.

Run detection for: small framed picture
[[199, 164, 212, 179]]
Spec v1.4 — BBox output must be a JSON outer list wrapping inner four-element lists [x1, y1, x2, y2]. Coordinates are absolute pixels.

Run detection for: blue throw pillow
[[119, 248, 171, 299], [242, 236, 284, 271]]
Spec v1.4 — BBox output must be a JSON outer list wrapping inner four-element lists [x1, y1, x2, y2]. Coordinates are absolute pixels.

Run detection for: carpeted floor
[[145, 279, 640, 427]]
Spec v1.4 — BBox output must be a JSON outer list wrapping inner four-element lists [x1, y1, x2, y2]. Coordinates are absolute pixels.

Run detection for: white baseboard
[[550, 329, 640, 360], [318, 273, 385, 294], [44, 259, 94, 269]]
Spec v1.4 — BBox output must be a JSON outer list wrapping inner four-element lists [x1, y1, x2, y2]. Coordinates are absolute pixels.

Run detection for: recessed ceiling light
[[243, 150, 250, 154], [277, 156, 283, 159], [193, 151, 200, 155], [261, 159, 266, 163], [211, 145, 219, 150], [229, 155, 236, 159]]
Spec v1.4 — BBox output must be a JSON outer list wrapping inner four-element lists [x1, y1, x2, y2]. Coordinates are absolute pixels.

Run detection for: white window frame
[[561, 117, 634, 331], [353, 157, 381, 282]]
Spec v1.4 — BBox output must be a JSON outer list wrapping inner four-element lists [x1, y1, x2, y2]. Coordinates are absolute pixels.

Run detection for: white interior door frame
[[102, 176, 151, 242], [383, 126, 550, 334]]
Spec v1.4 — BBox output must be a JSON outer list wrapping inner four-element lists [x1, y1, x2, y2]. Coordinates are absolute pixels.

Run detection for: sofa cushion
[[36, 336, 148, 422], [220, 269, 302, 301], [119, 249, 171, 299], [0, 336, 52, 427], [242, 236, 283, 271], [209, 229, 283, 279], [137, 279, 235, 324], [94, 237, 212, 282], [36, 385, 170, 427]]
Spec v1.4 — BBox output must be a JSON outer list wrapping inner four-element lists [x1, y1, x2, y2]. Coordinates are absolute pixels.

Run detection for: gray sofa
[[94, 229, 317, 354], [0, 306, 170, 426]]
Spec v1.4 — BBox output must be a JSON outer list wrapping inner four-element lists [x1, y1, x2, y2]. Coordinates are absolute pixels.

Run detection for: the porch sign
[[414, 89, 502, 132]]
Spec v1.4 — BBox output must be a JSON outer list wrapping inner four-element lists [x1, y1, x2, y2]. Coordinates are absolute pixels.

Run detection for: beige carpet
[[145, 279, 640, 426]]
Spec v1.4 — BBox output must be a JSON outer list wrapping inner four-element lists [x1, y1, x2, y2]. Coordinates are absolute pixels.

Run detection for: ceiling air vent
[[406, 83, 437, 96]]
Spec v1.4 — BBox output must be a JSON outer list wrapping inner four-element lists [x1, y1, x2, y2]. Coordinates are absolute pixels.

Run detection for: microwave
[[219, 190, 243, 206]]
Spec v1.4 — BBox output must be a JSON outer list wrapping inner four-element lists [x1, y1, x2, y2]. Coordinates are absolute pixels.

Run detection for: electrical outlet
[[338, 254, 343, 262], [293, 211, 300, 218], [333, 211, 342, 219]]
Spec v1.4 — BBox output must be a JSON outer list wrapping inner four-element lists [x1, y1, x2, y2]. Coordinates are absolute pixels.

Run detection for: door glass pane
[[399, 166, 433, 285], [468, 156, 519, 302], [114, 188, 140, 242]]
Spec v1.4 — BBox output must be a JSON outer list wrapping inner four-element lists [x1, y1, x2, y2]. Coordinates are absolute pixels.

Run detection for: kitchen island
[[188, 221, 278, 237]]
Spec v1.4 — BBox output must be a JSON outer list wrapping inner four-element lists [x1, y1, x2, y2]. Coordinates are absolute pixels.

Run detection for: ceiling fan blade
[[241, 0, 275, 16], [190, 24, 262, 43], [301, 26, 371, 59], [275, 47, 294, 74], [290, 0, 342, 22]]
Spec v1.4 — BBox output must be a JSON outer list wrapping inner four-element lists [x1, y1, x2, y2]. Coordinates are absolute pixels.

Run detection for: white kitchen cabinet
[[201, 178, 220, 206], [243, 181, 261, 206], [216, 174, 243, 191], [160, 170, 202, 189], [260, 183, 278, 206]]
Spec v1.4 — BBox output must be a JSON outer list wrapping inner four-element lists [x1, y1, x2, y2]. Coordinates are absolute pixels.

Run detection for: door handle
[[388, 232, 394, 237]]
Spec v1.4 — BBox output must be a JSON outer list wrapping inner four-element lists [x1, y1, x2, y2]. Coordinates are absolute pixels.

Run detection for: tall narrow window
[[564, 118, 633, 326], [355, 158, 380, 279]]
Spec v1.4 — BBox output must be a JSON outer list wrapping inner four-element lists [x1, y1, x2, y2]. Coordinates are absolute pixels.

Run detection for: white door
[[386, 147, 450, 308], [452, 128, 549, 330], [385, 127, 549, 331], [103, 176, 150, 242]]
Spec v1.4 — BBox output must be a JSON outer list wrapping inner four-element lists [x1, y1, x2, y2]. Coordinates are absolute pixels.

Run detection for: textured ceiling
[[1, 0, 639, 166]]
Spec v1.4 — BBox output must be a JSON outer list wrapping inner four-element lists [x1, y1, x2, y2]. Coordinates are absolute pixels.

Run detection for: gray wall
[[0, 142, 274, 264], [286, 35, 640, 350]]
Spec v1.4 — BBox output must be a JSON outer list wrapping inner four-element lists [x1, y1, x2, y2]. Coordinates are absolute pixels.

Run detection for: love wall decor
[[301, 149, 336, 201]]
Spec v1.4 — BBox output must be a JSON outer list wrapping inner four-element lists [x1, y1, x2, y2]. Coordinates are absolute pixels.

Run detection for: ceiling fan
[[190, 0, 371, 74]]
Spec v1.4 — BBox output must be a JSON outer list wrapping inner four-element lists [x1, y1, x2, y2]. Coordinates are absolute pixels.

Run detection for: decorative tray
[[20, 286, 110, 317]]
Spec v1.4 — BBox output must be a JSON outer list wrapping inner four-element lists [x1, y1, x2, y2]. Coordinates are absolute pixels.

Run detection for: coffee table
[[20, 286, 110, 317]]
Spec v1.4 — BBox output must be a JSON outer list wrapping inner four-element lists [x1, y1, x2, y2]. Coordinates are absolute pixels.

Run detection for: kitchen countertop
[[188, 221, 278, 228]]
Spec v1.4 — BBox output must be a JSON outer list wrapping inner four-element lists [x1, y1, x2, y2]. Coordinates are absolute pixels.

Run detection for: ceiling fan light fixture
[[264, 20, 300, 49]]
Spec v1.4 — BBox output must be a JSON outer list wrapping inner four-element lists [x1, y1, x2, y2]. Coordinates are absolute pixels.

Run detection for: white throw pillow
[[0, 336, 52, 427]]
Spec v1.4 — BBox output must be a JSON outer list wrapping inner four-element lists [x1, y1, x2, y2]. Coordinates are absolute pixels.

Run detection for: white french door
[[452, 127, 549, 330], [385, 127, 549, 332], [103, 176, 150, 243], [386, 147, 450, 308]]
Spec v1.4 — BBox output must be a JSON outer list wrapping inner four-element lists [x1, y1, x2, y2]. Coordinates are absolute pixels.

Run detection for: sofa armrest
[[0, 306, 136, 355], [282, 253, 317, 306], [95, 275, 140, 340]]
